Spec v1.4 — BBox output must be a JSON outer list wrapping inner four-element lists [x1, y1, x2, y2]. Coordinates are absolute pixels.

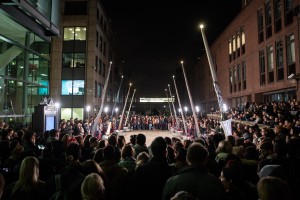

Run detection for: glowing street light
[[184, 106, 188, 116], [104, 106, 109, 115], [86, 105, 91, 119], [55, 102, 60, 109], [195, 106, 200, 116], [115, 107, 119, 116]]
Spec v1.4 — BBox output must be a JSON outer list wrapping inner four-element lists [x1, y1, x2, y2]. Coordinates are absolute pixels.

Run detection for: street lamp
[[104, 106, 109, 116], [86, 105, 91, 119], [115, 107, 119, 117], [195, 106, 199, 116], [184, 106, 188, 116]]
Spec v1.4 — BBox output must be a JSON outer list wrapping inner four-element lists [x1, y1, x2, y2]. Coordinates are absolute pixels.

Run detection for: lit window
[[61, 80, 85, 95]]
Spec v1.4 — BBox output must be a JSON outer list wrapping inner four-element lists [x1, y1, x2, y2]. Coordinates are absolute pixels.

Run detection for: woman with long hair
[[3, 156, 45, 200], [81, 173, 106, 200]]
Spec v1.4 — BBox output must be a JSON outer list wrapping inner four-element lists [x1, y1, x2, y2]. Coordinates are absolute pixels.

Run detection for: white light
[[55, 103, 60, 108], [223, 103, 228, 112], [86, 105, 91, 112], [180, 60, 184, 64], [200, 24, 204, 29], [115, 107, 119, 112], [104, 106, 109, 113], [184, 106, 188, 112], [195, 106, 199, 112], [178, 108, 182, 113]]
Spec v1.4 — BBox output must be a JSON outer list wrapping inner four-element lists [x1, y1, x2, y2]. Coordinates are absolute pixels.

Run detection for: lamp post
[[199, 24, 225, 116], [125, 89, 136, 127], [168, 84, 180, 131], [172, 75, 188, 135], [200, 24, 233, 137], [111, 75, 124, 117], [181, 60, 201, 137], [118, 83, 132, 131], [92, 61, 112, 136], [165, 88, 173, 118]]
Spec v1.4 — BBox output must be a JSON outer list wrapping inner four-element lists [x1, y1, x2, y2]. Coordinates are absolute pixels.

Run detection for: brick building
[[188, 0, 300, 113]]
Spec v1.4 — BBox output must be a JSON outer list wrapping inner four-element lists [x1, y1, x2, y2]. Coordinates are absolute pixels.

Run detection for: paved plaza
[[121, 130, 180, 147]]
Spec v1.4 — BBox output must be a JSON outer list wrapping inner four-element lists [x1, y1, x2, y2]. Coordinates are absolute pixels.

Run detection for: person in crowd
[[81, 159, 110, 199], [0, 173, 4, 199], [117, 135, 126, 150], [46, 129, 65, 160], [165, 136, 176, 164], [97, 139, 107, 149], [170, 191, 199, 200], [22, 131, 39, 158], [128, 134, 137, 146], [257, 176, 291, 200], [170, 147, 187, 175], [257, 140, 275, 172], [82, 136, 98, 161], [133, 136, 172, 200], [99, 145, 128, 200], [107, 134, 121, 163], [44, 142, 85, 200], [81, 173, 106, 200], [118, 144, 136, 174], [0, 129, 11, 164], [220, 160, 258, 200], [132, 133, 149, 158], [241, 146, 259, 184], [135, 151, 150, 169], [162, 143, 225, 200], [93, 148, 105, 163], [60, 133, 70, 150], [215, 140, 239, 175], [3, 156, 45, 200]]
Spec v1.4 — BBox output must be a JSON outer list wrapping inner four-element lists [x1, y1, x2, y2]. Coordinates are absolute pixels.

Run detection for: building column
[[22, 32, 31, 119]]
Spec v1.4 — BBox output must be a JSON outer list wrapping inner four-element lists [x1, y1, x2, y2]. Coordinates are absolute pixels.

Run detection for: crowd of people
[[0, 99, 300, 199]]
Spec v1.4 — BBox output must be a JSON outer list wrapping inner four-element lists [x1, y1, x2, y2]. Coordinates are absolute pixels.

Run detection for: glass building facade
[[0, 0, 60, 126]]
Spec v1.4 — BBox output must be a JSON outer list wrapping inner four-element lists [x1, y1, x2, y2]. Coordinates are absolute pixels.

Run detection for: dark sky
[[101, 1, 242, 98]]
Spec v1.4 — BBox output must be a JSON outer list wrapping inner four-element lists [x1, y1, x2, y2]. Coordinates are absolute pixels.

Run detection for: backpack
[[49, 174, 82, 200]]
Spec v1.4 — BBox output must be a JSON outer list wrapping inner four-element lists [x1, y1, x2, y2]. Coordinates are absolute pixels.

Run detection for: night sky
[[101, 1, 242, 98]]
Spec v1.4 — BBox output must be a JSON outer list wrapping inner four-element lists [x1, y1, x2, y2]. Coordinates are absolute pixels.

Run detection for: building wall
[[50, 0, 115, 120], [191, 0, 300, 112]]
